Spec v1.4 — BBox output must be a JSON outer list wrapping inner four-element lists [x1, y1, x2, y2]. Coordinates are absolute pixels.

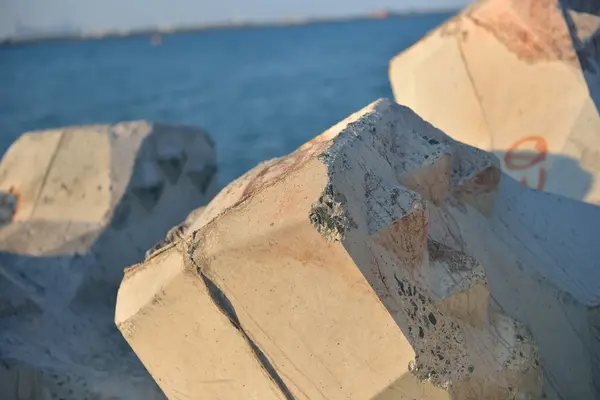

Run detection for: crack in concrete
[[199, 272, 296, 400]]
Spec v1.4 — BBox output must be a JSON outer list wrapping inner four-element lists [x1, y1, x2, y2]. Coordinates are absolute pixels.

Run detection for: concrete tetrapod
[[116, 100, 600, 400], [389, 0, 600, 204], [0, 122, 217, 399]]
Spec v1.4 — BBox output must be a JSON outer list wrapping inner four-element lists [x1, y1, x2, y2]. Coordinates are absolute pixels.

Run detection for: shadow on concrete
[[371, 149, 598, 399], [561, 0, 600, 75], [0, 123, 217, 399], [489, 149, 593, 203], [562, 3, 600, 121]]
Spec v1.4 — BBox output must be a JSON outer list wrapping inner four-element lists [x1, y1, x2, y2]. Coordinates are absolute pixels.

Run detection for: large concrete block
[[389, 0, 600, 205], [116, 100, 600, 400], [0, 121, 217, 399]]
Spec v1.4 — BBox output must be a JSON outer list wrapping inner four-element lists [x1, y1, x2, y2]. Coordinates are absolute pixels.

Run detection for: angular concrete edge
[[116, 99, 600, 400], [389, 0, 600, 205]]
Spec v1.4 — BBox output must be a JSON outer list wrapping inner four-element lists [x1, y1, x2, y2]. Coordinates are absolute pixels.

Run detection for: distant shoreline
[[0, 9, 457, 46]]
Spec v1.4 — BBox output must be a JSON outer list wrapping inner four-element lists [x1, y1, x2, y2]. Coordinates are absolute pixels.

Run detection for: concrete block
[[389, 0, 600, 205], [0, 121, 217, 399], [116, 100, 600, 399]]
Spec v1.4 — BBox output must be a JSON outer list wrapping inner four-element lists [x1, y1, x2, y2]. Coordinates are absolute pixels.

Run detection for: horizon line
[[0, 8, 458, 44]]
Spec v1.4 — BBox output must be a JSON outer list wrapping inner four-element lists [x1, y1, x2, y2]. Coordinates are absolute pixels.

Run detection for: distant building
[[370, 10, 391, 19]]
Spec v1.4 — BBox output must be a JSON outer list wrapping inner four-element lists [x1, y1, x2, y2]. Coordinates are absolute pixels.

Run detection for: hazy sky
[[0, 0, 469, 38]]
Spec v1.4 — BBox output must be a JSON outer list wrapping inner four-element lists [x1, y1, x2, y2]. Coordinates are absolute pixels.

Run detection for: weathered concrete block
[[116, 100, 600, 400], [389, 0, 600, 205], [0, 121, 217, 399]]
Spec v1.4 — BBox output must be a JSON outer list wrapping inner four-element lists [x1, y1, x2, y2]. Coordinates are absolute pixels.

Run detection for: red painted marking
[[520, 167, 547, 191], [505, 136, 547, 171]]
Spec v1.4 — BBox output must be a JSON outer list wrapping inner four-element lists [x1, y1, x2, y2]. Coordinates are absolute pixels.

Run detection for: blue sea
[[0, 14, 452, 186]]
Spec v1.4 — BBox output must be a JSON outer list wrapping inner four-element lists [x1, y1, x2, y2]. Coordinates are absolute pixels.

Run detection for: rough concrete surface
[[116, 100, 600, 400], [0, 121, 217, 399], [389, 0, 600, 205]]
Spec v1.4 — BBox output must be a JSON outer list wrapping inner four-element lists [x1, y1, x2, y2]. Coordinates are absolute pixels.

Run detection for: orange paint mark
[[520, 167, 547, 191], [505, 136, 547, 171]]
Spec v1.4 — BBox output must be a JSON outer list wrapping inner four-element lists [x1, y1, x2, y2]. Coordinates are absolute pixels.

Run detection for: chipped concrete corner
[[115, 99, 600, 400], [309, 184, 356, 242]]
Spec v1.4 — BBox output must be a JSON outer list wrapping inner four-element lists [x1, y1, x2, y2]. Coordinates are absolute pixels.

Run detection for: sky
[[0, 0, 469, 39]]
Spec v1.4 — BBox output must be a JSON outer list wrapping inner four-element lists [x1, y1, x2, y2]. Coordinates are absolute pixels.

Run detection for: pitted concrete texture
[[389, 0, 600, 205], [0, 121, 217, 399], [116, 100, 600, 399]]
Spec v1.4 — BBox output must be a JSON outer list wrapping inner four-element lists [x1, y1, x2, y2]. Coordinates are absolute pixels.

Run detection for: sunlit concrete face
[[390, 0, 600, 205], [116, 99, 600, 400]]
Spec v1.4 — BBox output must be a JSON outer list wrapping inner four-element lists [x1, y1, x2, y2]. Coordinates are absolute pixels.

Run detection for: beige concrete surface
[[0, 121, 217, 399], [390, 0, 600, 205], [116, 100, 600, 399]]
